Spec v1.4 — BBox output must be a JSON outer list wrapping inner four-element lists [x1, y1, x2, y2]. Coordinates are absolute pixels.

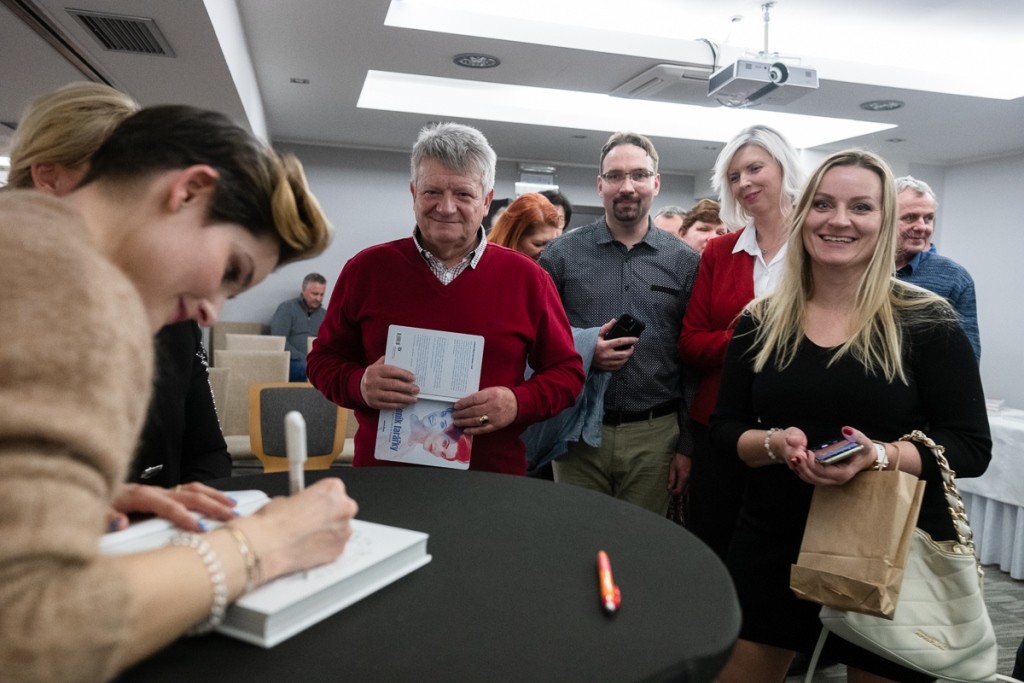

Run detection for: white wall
[[219, 143, 695, 323], [941, 152, 1024, 407]]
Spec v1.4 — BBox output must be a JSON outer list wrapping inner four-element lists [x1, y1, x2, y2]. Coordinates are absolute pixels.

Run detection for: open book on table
[[374, 325, 484, 470], [100, 489, 431, 647]]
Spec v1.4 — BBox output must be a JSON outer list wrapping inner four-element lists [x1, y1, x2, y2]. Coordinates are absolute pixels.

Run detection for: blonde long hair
[[747, 149, 954, 383]]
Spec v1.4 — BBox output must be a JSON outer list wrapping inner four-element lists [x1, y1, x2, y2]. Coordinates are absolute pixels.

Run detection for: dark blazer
[[130, 321, 231, 486]]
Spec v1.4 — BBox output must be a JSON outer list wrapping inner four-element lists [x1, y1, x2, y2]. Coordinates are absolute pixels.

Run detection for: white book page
[[233, 519, 428, 613], [384, 325, 483, 401]]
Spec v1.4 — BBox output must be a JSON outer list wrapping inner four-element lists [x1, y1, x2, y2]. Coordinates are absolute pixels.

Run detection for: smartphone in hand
[[605, 314, 645, 351], [812, 438, 864, 465]]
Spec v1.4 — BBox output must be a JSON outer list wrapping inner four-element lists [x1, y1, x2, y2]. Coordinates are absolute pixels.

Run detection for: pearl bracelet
[[172, 533, 228, 635], [763, 427, 782, 463], [224, 524, 261, 593]]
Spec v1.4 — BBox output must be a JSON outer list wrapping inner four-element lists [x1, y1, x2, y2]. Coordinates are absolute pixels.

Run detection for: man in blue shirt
[[271, 272, 327, 381], [894, 176, 981, 360]]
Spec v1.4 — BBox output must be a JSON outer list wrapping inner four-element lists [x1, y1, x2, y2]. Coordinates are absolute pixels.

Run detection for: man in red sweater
[[307, 122, 584, 475]]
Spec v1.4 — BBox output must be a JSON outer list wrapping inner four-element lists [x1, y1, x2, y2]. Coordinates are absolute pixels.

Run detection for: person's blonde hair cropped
[[82, 105, 331, 265], [747, 149, 954, 383], [488, 193, 558, 250], [7, 82, 138, 189]]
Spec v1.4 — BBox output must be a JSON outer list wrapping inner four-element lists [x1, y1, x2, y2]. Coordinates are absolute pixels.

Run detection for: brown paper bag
[[790, 470, 925, 618]]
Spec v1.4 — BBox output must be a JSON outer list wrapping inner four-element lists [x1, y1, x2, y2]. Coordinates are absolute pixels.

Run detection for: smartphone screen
[[812, 438, 864, 464]]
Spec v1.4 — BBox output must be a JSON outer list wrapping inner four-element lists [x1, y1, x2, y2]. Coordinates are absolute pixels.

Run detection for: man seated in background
[[307, 122, 583, 475], [894, 176, 981, 360], [271, 272, 327, 381]]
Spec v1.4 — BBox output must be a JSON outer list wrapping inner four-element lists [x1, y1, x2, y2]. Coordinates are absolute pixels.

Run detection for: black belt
[[603, 400, 679, 426]]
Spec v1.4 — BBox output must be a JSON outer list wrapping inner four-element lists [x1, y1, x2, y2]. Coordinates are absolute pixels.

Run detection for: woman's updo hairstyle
[[81, 105, 331, 265]]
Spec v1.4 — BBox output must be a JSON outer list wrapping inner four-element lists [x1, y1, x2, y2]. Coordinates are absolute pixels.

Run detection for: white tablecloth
[[958, 414, 1024, 579]]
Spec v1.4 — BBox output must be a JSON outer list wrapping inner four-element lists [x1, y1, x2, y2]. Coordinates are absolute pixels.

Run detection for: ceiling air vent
[[67, 8, 175, 57], [610, 63, 715, 106]]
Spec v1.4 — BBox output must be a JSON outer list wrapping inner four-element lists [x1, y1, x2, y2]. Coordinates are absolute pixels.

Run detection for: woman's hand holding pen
[[107, 482, 238, 533], [230, 477, 359, 586]]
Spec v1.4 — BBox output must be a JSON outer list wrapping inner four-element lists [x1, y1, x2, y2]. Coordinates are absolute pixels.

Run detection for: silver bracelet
[[172, 533, 228, 635], [763, 427, 782, 463]]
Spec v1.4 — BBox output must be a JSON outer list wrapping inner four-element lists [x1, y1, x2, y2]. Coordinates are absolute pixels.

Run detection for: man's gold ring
[[478, 415, 490, 425]]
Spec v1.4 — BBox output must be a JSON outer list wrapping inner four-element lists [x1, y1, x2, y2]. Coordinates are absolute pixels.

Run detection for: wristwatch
[[872, 442, 889, 471]]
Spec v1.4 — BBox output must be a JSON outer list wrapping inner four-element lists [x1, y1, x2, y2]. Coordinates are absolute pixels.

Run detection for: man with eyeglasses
[[894, 176, 980, 360], [539, 131, 699, 515]]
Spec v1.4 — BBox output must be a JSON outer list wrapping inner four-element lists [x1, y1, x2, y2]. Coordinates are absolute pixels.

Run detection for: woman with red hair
[[488, 192, 561, 260]]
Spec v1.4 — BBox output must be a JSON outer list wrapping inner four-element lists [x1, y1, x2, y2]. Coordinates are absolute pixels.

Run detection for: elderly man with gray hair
[[308, 122, 583, 474], [894, 175, 981, 360]]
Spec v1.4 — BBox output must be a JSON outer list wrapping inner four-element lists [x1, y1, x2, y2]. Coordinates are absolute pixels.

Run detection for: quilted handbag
[[815, 431, 1006, 683]]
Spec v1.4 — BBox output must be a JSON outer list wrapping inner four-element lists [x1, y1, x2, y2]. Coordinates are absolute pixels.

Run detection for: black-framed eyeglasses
[[600, 169, 656, 185]]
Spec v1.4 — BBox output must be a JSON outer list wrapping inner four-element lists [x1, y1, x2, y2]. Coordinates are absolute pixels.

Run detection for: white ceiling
[[2, 0, 1023, 176]]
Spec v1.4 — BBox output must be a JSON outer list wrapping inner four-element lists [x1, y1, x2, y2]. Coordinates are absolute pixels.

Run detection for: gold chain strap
[[899, 429, 983, 581]]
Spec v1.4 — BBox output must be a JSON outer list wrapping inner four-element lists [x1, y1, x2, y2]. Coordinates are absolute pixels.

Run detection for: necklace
[[758, 234, 786, 255]]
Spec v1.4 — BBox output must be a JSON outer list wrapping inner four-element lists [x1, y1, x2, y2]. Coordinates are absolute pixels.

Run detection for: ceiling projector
[[708, 59, 818, 107]]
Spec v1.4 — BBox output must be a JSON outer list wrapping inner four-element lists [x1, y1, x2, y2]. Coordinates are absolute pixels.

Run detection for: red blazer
[[678, 229, 756, 425]]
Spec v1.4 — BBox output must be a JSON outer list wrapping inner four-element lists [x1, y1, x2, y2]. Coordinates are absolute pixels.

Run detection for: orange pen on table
[[597, 550, 621, 614]]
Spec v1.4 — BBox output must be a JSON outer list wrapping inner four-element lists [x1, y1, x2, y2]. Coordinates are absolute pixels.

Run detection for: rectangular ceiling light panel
[[358, 71, 895, 150]]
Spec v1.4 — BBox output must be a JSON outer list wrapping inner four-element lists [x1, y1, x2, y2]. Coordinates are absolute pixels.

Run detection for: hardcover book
[[100, 490, 431, 647]]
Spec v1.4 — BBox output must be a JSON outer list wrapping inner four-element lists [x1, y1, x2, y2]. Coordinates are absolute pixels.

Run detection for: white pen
[[285, 411, 307, 495], [139, 464, 164, 479]]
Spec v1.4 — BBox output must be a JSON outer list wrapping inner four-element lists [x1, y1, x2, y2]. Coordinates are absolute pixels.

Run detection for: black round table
[[116, 469, 739, 682]]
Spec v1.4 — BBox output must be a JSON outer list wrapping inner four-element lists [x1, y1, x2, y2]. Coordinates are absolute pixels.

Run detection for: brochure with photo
[[375, 325, 484, 469]]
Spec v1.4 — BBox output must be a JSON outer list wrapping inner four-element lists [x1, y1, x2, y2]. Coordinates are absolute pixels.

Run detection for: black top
[[709, 309, 990, 670], [712, 311, 991, 544], [129, 321, 230, 486], [116, 469, 740, 683]]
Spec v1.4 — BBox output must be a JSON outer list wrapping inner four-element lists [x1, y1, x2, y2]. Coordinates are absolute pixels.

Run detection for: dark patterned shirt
[[539, 217, 699, 411]]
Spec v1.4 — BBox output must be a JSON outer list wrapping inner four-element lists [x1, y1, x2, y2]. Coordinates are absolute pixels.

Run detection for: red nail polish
[[841, 427, 853, 437]]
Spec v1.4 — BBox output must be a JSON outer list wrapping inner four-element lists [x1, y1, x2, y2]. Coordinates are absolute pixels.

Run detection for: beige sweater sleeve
[[0, 192, 154, 682]]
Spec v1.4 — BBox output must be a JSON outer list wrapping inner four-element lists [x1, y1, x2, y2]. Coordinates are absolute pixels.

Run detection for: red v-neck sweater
[[308, 237, 584, 474]]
